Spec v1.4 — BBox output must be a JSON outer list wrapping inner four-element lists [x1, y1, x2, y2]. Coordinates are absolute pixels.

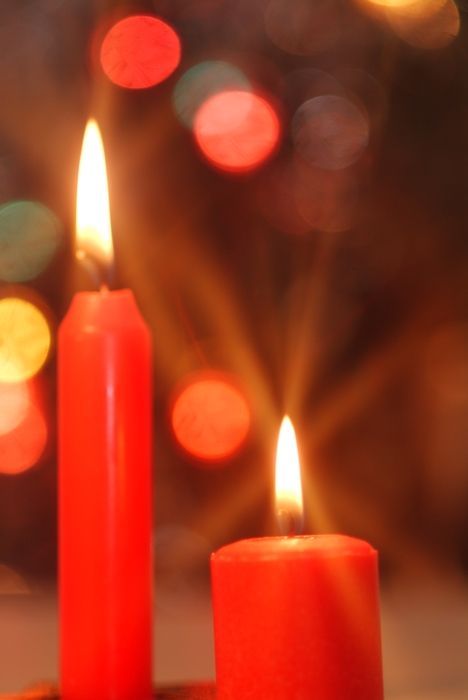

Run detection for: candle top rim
[[212, 534, 376, 562], [60, 287, 151, 335], [72, 288, 132, 299]]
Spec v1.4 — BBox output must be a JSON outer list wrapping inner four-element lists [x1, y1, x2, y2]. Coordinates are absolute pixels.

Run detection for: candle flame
[[275, 416, 304, 535], [76, 119, 113, 265]]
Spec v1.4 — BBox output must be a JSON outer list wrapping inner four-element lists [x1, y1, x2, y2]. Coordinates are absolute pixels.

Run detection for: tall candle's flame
[[275, 416, 304, 535], [76, 119, 114, 265]]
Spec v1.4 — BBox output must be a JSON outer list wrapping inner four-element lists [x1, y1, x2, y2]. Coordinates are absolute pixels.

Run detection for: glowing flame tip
[[275, 416, 304, 535], [76, 119, 113, 265]]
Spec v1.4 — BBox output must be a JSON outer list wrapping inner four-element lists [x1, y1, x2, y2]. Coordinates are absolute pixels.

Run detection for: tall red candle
[[210, 418, 384, 700], [58, 120, 153, 700]]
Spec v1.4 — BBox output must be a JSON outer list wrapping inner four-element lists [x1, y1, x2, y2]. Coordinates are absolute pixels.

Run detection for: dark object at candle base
[[156, 684, 216, 700], [0, 683, 217, 700]]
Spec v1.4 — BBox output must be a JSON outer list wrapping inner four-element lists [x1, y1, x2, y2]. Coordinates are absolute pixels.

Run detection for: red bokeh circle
[[194, 90, 280, 172], [171, 373, 251, 462], [100, 15, 181, 89], [0, 402, 47, 475]]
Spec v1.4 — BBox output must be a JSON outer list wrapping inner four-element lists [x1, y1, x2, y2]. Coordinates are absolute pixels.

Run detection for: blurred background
[[0, 0, 468, 697]]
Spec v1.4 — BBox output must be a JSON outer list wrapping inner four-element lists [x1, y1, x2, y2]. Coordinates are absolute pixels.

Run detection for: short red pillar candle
[[211, 417, 384, 700], [58, 120, 153, 700], [211, 534, 384, 700]]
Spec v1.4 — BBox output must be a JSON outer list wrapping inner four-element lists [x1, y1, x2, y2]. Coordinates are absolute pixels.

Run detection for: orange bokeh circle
[[0, 402, 47, 475], [171, 372, 251, 463]]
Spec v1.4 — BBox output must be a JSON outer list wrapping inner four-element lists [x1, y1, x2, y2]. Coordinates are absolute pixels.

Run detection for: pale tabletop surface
[[1, 576, 468, 700], [0, 682, 217, 700]]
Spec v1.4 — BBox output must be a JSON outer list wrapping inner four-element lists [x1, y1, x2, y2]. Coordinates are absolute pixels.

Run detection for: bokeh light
[[283, 68, 344, 116], [333, 69, 387, 130], [363, 0, 418, 8], [100, 15, 181, 89], [171, 373, 251, 462], [0, 298, 51, 382], [256, 151, 362, 235], [156, 525, 213, 613], [0, 381, 28, 436], [0, 564, 30, 594], [265, 0, 340, 56], [256, 158, 311, 236], [291, 95, 369, 170], [385, 0, 459, 49], [0, 201, 62, 283], [293, 156, 360, 232], [0, 401, 47, 474], [173, 61, 250, 128], [426, 323, 468, 402], [194, 90, 280, 173]]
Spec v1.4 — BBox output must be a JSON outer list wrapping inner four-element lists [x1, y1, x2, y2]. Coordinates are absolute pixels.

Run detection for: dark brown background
[[0, 0, 467, 594]]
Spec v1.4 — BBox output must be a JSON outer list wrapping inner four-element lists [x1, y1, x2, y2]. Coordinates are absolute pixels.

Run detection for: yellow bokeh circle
[[0, 298, 51, 382]]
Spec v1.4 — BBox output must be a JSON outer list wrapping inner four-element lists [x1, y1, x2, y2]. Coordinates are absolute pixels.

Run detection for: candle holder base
[[0, 683, 217, 700]]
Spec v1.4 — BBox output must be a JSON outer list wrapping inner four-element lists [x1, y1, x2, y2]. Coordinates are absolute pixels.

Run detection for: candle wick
[[76, 251, 114, 290], [277, 509, 296, 537]]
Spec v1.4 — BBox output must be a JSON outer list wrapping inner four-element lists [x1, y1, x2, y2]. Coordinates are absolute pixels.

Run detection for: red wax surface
[[58, 289, 153, 700], [211, 535, 384, 700]]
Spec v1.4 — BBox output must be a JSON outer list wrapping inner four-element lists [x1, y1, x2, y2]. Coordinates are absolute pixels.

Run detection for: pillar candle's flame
[[76, 119, 114, 265], [275, 416, 304, 535]]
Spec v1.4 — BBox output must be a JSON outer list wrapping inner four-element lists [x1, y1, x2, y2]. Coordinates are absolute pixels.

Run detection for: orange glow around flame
[[275, 416, 304, 535], [76, 119, 114, 265]]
